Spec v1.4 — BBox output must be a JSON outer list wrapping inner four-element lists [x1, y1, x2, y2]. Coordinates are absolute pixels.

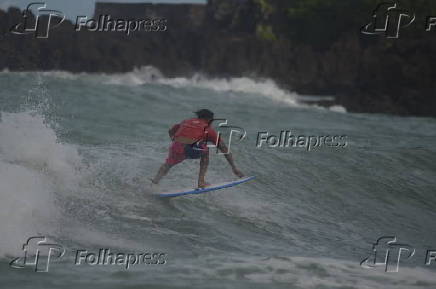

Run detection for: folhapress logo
[[360, 236, 415, 272], [361, 2, 436, 38], [208, 119, 247, 155], [9, 236, 65, 272], [361, 236, 436, 272], [361, 2, 415, 38], [10, 2, 65, 38]]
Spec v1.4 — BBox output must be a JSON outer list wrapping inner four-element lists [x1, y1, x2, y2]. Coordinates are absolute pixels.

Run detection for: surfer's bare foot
[[149, 178, 159, 189], [232, 168, 244, 178], [198, 180, 210, 188]]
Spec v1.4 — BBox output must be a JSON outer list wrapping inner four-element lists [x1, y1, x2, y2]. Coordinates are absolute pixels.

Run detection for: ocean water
[[1, 67, 436, 289]]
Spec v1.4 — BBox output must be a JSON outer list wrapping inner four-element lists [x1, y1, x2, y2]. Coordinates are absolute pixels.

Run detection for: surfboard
[[157, 176, 255, 198]]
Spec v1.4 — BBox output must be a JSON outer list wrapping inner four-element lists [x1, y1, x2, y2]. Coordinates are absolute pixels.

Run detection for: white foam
[[0, 161, 54, 257], [329, 105, 347, 113], [0, 111, 81, 257], [157, 74, 300, 106], [99, 66, 300, 106], [197, 255, 436, 288], [0, 112, 81, 183], [104, 66, 163, 86]]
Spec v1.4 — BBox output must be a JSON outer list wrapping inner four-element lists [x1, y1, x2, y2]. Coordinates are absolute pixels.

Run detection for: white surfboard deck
[[157, 176, 255, 198]]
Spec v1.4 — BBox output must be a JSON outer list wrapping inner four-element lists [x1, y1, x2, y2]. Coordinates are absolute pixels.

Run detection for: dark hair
[[195, 109, 214, 120]]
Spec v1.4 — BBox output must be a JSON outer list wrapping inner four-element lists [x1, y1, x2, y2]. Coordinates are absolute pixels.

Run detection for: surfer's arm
[[217, 141, 244, 178]]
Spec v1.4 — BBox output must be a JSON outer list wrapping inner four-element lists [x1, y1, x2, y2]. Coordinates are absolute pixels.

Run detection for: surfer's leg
[[153, 142, 185, 184], [152, 163, 174, 184], [198, 150, 209, 188]]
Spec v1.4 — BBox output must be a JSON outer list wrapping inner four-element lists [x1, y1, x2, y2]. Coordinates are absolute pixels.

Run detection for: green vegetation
[[256, 24, 276, 41], [253, 0, 274, 18]]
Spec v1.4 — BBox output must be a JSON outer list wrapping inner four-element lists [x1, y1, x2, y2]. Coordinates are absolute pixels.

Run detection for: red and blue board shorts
[[165, 141, 208, 165]]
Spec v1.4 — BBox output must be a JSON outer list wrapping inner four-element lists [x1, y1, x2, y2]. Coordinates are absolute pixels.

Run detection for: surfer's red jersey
[[171, 118, 219, 144], [165, 118, 220, 165]]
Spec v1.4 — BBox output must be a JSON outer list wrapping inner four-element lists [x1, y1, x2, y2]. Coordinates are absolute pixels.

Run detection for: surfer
[[152, 109, 244, 188]]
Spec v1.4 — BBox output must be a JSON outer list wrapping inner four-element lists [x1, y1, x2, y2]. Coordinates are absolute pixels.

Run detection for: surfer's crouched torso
[[165, 118, 219, 165]]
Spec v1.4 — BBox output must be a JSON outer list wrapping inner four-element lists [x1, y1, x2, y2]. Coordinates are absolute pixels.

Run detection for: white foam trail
[[157, 74, 300, 106], [100, 66, 299, 106], [329, 105, 347, 113], [0, 111, 81, 257], [104, 66, 164, 86]]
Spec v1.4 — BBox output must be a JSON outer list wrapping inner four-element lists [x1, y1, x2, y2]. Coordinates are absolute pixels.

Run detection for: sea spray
[[0, 111, 81, 257]]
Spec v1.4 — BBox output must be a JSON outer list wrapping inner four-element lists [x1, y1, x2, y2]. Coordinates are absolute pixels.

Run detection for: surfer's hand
[[232, 168, 244, 178]]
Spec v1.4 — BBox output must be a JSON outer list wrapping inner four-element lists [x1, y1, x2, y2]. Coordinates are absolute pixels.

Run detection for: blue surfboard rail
[[158, 176, 255, 198]]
